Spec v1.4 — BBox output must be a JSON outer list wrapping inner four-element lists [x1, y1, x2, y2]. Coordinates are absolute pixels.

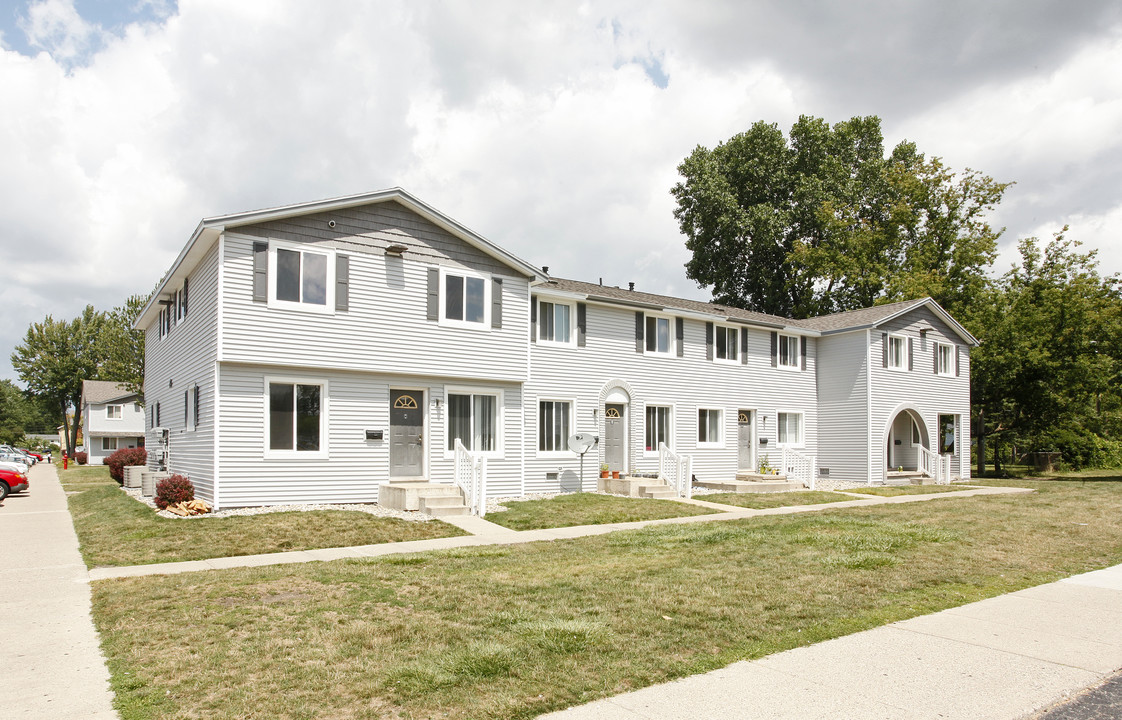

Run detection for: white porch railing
[[918, 446, 952, 484], [781, 447, 817, 490], [453, 439, 487, 516], [658, 442, 693, 498]]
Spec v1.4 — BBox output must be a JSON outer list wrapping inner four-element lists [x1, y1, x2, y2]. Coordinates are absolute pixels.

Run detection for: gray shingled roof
[[793, 298, 929, 332], [541, 278, 791, 328], [81, 380, 138, 405]]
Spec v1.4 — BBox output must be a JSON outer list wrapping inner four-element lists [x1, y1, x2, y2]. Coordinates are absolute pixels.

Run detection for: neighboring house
[[80, 380, 145, 464], [135, 188, 975, 510]]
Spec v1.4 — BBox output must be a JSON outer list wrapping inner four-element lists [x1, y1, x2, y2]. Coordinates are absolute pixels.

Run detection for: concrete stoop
[[378, 481, 470, 517], [883, 471, 932, 486], [698, 477, 805, 494], [597, 475, 678, 499]]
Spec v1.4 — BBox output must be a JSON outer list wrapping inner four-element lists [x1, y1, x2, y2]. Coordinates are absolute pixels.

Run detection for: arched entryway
[[884, 407, 930, 475], [599, 380, 633, 474]]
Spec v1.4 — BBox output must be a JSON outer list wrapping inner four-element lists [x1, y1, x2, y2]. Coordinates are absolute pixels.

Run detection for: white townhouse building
[[80, 380, 146, 465], [135, 188, 975, 511]]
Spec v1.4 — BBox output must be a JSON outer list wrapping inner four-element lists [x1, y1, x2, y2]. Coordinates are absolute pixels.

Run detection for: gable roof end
[[796, 298, 979, 346]]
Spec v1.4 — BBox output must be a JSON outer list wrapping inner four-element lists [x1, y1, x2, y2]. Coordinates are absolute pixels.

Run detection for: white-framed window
[[268, 239, 335, 312], [645, 315, 673, 354], [266, 377, 327, 457], [887, 334, 908, 370], [777, 412, 803, 447], [715, 326, 738, 362], [911, 418, 922, 447], [538, 399, 573, 454], [106, 405, 122, 420], [446, 387, 501, 455], [102, 437, 118, 452], [538, 300, 573, 344], [645, 404, 672, 452], [939, 414, 957, 455], [936, 343, 955, 376], [184, 385, 199, 432], [778, 333, 800, 369], [697, 408, 722, 446], [441, 268, 490, 327]]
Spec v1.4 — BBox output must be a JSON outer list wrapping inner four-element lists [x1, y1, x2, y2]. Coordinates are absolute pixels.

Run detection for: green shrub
[[155, 474, 194, 510]]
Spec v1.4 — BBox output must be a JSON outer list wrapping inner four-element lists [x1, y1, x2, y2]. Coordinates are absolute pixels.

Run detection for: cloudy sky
[[2, 0, 1120, 382]]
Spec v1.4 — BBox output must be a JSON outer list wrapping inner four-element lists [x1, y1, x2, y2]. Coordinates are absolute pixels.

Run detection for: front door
[[390, 390, 424, 477], [737, 410, 755, 470], [604, 403, 626, 473]]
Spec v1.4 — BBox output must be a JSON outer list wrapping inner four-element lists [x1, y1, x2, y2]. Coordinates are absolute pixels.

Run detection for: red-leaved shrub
[[75, 451, 88, 465], [104, 447, 149, 482], [155, 474, 194, 510]]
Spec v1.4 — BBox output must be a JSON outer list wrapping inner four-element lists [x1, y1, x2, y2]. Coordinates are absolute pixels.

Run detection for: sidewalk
[[538, 564, 1122, 720], [0, 462, 118, 719]]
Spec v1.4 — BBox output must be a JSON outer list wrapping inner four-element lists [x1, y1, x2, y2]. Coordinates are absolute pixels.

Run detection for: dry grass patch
[[63, 466, 466, 567], [92, 477, 1122, 720], [700, 490, 851, 509], [486, 492, 716, 530], [843, 484, 976, 497]]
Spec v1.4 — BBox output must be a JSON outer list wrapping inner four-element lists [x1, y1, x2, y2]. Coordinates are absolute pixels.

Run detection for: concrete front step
[[884, 472, 932, 486], [598, 475, 681, 499], [696, 479, 806, 494], [734, 472, 790, 483], [379, 481, 469, 515], [639, 485, 678, 499]]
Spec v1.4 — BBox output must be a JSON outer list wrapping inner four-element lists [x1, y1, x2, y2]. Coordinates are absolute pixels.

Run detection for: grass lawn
[[699, 490, 851, 509], [92, 475, 1122, 720], [59, 465, 466, 567], [843, 485, 975, 497], [485, 492, 717, 530]]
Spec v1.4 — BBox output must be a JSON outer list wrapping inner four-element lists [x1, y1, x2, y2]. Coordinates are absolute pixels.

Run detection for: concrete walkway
[[88, 485, 1030, 580], [538, 564, 1122, 720], [1, 462, 118, 719]]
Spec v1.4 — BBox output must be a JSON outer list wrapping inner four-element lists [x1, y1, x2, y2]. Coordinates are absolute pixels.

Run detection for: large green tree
[[970, 230, 1122, 472], [97, 293, 148, 394], [671, 115, 1010, 319], [11, 306, 108, 455], [0, 380, 56, 445]]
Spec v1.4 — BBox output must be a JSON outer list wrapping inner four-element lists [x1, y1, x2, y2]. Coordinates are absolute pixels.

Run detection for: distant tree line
[[7, 294, 147, 454], [673, 115, 1122, 473]]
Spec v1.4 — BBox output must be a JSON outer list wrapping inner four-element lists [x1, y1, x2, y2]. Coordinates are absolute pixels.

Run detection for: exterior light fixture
[[385, 244, 408, 256]]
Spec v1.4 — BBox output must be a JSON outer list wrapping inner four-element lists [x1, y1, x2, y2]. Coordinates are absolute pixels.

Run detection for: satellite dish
[[568, 433, 598, 454]]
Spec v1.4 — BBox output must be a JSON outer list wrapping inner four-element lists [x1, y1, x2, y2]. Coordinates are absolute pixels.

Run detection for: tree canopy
[[671, 115, 1009, 319], [969, 231, 1122, 471]]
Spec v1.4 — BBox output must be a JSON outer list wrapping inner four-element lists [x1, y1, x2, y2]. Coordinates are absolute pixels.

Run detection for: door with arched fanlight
[[390, 389, 424, 477], [737, 409, 755, 471], [604, 403, 627, 473]]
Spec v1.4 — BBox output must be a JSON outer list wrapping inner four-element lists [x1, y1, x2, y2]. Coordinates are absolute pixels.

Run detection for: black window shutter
[[577, 302, 587, 347], [741, 327, 749, 365], [426, 267, 439, 321], [770, 332, 778, 367], [882, 333, 889, 367], [182, 277, 189, 317], [955, 346, 961, 376], [530, 298, 537, 342], [675, 317, 684, 357], [908, 337, 914, 371], [934, 343, 940, 374], [491, 278, 503, 329], [635, 312, 644, 353], [252, 242, 268, 302], [800, 336, 807, 370], [335, 255, 350, 312], [705, 322, 714, 361]]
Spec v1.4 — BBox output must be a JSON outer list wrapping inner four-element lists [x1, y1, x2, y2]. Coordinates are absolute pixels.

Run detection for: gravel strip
[[119, 484, 437, 522]]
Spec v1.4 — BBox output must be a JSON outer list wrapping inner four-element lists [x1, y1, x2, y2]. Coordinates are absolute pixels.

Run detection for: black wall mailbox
[[894, 439, 902, 445], [365, 429, 384, 440], [759, 438, 768, 445]]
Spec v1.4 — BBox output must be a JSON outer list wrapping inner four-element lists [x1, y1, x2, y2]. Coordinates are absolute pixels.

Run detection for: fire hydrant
[[63, 456, 68, 470]]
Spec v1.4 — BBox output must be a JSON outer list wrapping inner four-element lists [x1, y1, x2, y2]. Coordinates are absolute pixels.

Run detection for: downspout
[[212, 234, 224, 511], [866, 329, 874, 485]]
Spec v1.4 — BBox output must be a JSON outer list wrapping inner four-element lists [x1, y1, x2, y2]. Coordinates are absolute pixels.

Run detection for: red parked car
[[0, 467, 28, 501]]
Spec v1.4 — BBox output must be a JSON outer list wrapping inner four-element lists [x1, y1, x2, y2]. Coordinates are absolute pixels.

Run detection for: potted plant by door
[[600, 464, 610, 479], [612, 470, 620, 479]]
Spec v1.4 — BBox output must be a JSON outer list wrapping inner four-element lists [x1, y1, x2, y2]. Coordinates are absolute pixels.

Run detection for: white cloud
[[0, 0, 1120, 382]]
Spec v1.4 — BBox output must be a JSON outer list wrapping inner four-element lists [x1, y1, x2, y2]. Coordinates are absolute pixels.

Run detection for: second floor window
[[778, 334, 799, 368], [445, 272, 487, 324], [646, 316, 671, 354], [276, 248, 328, 306], [539, 301, 571, 343], [716, 326, 738, 361], [106, 405, 122, 419]]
